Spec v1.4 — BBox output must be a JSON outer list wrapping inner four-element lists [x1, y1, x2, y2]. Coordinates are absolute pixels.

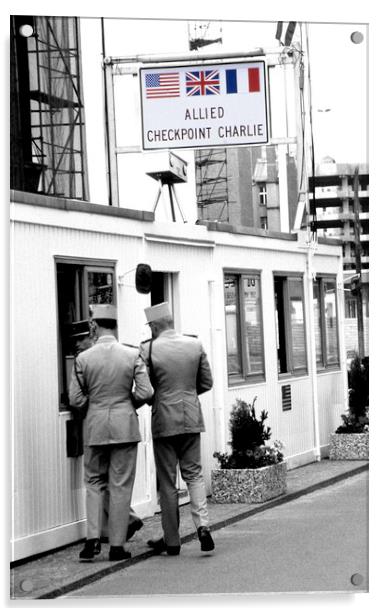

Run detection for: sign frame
[[139, 60, 270, 151]]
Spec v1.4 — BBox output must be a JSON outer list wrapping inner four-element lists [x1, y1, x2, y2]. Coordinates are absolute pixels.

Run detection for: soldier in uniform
[[139, 302, 215, 555], [69, 304, 153, 562], [70, 319, 93, 356], [66, 320, 94, 458]]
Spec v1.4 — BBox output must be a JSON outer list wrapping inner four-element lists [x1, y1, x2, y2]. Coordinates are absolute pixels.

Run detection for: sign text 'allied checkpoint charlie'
[[140, 61, 269, 150]]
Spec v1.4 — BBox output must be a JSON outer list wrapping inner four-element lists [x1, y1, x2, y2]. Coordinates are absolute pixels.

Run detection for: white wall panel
[[11, 221, 151, 559], [317, 371, 346, 446]]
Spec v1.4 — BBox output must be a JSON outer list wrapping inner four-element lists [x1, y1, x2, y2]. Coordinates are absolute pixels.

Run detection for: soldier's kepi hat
[[144, 302, 172, 324], [70, 320, 90, 338], [92, 304, 117, 320]]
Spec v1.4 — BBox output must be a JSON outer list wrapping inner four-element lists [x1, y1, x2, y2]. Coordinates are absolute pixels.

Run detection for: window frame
[[260, 215, 268, 230], [223, 269, 265, 386], [258, 182, 267, 205], [273, 272, 308, 378], [55, 256, 117, 411], [313, 275, 340, 371]]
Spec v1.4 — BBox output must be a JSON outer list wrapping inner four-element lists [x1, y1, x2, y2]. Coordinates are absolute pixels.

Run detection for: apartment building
[[310, 157, 369, 357]]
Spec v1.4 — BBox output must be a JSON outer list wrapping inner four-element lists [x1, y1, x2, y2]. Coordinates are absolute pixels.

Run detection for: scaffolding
[[195, 148, 230, 221], [187, 21, 230, 222], [11, 16, 87, 199]]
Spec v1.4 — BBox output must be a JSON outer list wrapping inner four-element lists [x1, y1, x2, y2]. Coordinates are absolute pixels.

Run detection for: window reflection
[[324, 281, 338, 364], [242, 277, 263, 374], [288, 279, 306, 371], [224, 276, 241, 375]]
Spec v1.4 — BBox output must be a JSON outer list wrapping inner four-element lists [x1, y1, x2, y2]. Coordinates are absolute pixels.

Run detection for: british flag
[[185, 70, 220, 96]]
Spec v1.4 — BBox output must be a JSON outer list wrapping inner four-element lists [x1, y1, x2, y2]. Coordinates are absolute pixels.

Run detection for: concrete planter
[[329, 433, 369, 460], [211, 461, 287, 504]]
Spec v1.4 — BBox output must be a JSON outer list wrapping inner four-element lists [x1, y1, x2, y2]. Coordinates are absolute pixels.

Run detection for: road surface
[[67, 472, 368, 597]]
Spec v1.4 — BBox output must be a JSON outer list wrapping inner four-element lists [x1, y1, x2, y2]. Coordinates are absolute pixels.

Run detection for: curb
[[36, 462, 368, 599]]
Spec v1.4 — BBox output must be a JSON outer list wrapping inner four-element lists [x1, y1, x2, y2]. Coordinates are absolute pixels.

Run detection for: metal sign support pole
[[170, 184, 187, 223]]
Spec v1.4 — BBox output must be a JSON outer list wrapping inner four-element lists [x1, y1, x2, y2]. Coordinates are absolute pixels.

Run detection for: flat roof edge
[[200, 220, 297, 241], [10, 190, 155, 222]]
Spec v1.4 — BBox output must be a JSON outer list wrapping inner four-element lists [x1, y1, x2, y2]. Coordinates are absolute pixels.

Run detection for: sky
[[99, 17, 368, 165], [4, 1, 372, 169]]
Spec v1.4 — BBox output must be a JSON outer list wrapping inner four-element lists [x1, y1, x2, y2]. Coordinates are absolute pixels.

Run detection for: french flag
[[225, 68, 260, 94]]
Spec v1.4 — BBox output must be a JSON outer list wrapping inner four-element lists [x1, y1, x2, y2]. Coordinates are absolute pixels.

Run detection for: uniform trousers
[[153, 433, 209, 547], [101, 492, 141, 540], [84, 442, 138, 546]]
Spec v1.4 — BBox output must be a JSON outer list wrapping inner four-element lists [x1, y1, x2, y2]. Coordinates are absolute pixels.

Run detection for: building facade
[[195, 144, 298, 233], [309, 157, 369, 358]]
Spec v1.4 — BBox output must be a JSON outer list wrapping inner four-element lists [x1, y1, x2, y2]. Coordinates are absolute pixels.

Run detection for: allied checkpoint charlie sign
[[139, 61, 269, 150]]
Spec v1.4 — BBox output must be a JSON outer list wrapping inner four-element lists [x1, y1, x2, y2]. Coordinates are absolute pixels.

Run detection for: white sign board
[[139, 61, 269, 150]]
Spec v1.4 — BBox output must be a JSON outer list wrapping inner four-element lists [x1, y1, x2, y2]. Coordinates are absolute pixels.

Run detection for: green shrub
[[336, 353, 369, 434], [213, 396, 284, 469]]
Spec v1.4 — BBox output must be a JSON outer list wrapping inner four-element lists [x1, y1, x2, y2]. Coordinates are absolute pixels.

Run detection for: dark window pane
[[274, 277, 287, 374]]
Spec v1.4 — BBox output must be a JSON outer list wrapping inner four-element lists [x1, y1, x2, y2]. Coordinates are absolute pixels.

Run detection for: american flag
[[145, 72, 180, 99], [185, 70, 220, 96]]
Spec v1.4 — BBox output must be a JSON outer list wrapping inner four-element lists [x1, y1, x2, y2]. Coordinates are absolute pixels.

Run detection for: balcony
[[337, 187, 369, 200], [317, 211, 354, 222]]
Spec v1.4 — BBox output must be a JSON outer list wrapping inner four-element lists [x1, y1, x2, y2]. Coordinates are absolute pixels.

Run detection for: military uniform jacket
[[69, 335, 153, 446], [139, 329, 213, 439]]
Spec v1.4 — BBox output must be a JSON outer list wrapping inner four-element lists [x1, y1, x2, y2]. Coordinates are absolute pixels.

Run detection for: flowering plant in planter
[[213, 397, 284, 469], [330, 354, 369, 460], [336, 354, 369, 434], [211, 397, 286, 504]]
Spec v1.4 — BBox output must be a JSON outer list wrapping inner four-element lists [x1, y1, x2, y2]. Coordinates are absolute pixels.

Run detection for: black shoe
[[109, 546, 132, 561], [147, 538, 180, 556], [197, 526, 215, 552], [101, 519, 143, 544], [79, 538, 101, 562], [126, 518, 144, 540]]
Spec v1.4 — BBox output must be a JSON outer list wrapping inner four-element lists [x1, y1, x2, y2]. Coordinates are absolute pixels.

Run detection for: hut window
[[55, 259, 116, 410], [313, 277, 340, 369], [274, 274, 307, 376], [224, 271, 265, 384]]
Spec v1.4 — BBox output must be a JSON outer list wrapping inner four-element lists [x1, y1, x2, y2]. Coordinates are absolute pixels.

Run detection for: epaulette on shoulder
[[183, 333, 198, 338], [122, 343, 139, 349]]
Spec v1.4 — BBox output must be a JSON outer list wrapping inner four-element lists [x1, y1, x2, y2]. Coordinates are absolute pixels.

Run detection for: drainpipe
[[208, 279, 226, 453], [306, 239, 321, 461], [101, 18, 112, 206]]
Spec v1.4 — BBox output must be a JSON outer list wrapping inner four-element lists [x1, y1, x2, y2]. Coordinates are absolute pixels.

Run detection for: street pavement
[[10, 459, 368, 599], [66, 472, 368, 596]]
